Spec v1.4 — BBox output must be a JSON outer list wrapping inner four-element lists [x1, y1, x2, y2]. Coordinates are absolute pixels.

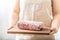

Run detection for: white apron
[[16, 0, 55, 40]]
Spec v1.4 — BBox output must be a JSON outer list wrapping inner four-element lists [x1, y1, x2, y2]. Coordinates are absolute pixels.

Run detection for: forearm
[[51, 14, 60, 29], [11, 12, 19, 26], [52, 0, 60, 29]]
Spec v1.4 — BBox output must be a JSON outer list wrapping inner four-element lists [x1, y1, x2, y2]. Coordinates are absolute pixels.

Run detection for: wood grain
[[7, 26, 51, 35]]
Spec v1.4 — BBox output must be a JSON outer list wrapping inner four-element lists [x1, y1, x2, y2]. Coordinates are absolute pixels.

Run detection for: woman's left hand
[[49, 26, 59, 35]]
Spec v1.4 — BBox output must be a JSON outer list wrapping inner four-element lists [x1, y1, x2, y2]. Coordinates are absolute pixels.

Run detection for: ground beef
[[17, 21, 45, 31]]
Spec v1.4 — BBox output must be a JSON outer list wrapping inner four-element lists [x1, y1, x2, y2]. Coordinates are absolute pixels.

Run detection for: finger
[[50, 29, 57, 35], [8, 27, 13, 30], [43, 27, 49, 29], [8, 24, 17, 30], [50, 30, 55, 35]]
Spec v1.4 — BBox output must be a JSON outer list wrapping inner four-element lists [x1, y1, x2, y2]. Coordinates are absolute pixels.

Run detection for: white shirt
[[17, 0, 54, 40], [19, 0, 53, 27]]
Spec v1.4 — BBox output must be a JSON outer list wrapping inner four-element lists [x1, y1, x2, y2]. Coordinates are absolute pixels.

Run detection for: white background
[[0, 0, 60, 40], [0, 0, 16, 40]]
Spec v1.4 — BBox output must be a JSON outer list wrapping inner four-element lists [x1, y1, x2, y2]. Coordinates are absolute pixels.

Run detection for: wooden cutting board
[[7, 26, 51, 35]]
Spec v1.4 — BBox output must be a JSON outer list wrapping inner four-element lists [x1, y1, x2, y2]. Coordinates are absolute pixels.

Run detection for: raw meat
[[17, 21, 45, 31]]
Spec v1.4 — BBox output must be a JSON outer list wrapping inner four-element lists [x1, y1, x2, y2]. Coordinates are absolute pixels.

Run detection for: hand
[[49, 26, 59, 35], [8, 26, 14, 30], [8, 24, 16, 30], [8, 23, 18, 30]]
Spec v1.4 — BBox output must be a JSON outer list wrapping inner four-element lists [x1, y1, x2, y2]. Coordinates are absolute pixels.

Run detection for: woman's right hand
[[8, 26, 14, 30], [8, 23, 17, 30]]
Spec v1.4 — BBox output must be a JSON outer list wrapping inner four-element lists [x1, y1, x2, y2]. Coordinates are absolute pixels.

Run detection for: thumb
[[8, 26, 13, 30]]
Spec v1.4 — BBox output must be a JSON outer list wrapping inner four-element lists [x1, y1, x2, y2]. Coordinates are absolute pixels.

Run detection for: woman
[[8, 0, 60, 40]]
